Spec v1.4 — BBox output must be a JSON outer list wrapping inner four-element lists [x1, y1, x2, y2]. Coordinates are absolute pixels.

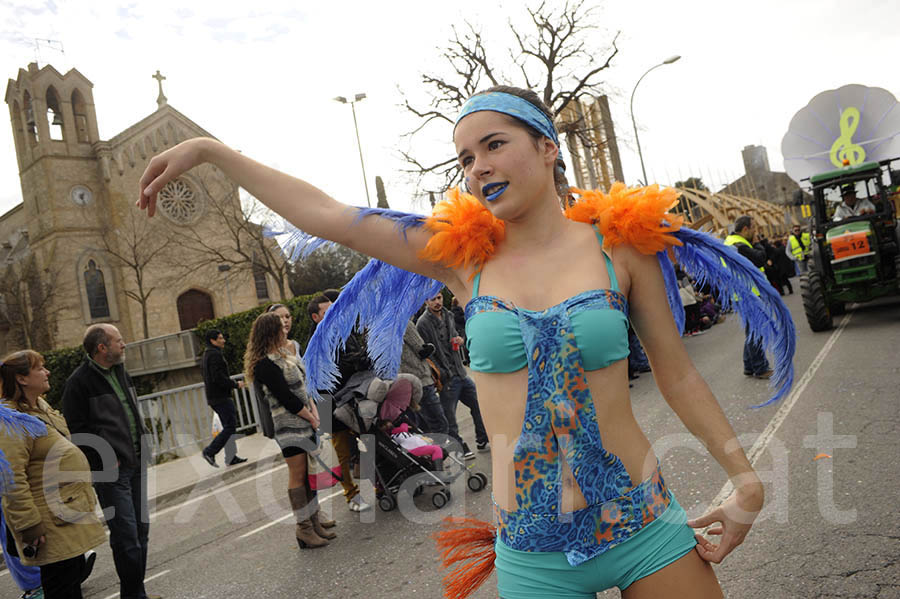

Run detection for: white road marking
[[237, 488, 343, 539], [101, 569, 171, 599], [708, 312, 853, 510]]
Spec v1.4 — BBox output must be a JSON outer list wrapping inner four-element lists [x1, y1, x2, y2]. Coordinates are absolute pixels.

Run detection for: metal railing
[[137, 374, 261, 462], [125, 330, 203, 376]]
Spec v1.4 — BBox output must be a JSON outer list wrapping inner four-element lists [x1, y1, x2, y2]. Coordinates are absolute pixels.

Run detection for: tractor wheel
[[801, 270, 833, 332]]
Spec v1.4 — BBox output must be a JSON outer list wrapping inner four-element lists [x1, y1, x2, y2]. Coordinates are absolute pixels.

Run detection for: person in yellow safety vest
[[788, 224, 811, 275], [725, 216, 773, 380]]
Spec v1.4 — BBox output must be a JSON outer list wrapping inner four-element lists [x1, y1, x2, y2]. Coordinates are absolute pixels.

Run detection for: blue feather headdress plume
[[671, 228, 795, 406], [0, 405, 47, 495]]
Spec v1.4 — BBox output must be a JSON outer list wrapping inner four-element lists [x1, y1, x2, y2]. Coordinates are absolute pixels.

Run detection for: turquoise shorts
[[495, 496, 697, 598]]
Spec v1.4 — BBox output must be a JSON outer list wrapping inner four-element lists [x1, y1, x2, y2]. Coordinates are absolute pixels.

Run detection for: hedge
[[42, 346, 161, 409], [38, 286, 449, 407], [194, 293, 320, 375]]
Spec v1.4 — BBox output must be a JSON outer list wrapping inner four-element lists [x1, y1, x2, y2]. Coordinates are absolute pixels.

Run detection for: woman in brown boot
[[244, 313, 334, 549]]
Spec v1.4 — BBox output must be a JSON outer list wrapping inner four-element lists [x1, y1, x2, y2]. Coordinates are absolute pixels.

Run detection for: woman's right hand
[[137, 138, 216, 216], [299, 407, 320, 430], [308, 414, 320, 430]]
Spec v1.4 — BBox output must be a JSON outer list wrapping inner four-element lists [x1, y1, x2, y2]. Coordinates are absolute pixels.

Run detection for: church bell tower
[[4, 62, 104, 240]]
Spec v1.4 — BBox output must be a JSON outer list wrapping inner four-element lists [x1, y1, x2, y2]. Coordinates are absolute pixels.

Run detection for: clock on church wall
[[70, 185, 93, 206]]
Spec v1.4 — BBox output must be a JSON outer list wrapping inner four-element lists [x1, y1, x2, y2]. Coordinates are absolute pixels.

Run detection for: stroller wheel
[[432, 489, 450, 509], [378, 494, 397, 512], [467, 473, 486, 492]]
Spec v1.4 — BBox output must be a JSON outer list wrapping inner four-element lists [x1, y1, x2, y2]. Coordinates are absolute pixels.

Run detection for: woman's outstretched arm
[[623, 246, 765, 564], [137, 137, 459, 288]]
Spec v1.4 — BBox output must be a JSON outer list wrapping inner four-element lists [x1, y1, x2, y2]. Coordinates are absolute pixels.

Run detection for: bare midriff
[[472, 358, 656, 513]]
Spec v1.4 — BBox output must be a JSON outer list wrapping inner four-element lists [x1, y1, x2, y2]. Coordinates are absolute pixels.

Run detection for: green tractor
[[799, 159, 900, 331]]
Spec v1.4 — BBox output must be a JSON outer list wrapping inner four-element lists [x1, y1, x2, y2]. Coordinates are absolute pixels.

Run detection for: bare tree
[[399, 0, 620, 193], [0, 245, 65, 351], [172, 174, 292, 301], [98, 209, 175, 339], [288, 244, 370, 296]]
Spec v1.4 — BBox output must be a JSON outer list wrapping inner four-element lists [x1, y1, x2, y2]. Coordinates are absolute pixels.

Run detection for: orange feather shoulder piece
[[417, 184, 683, 275], [419, 187, 505, 278], [565, 183, 684, 255]]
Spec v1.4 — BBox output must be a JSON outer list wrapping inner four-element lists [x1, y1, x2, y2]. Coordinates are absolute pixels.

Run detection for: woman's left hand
[[687, 482, 764, 563]]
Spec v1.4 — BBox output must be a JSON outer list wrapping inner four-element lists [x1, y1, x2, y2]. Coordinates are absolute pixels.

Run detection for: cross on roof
[[153, 70, 167, 108]]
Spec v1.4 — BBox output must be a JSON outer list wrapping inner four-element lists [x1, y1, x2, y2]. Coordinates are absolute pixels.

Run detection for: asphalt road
[[2, 290, 898, 599]]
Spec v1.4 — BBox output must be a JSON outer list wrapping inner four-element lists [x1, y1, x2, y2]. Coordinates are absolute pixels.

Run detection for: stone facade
[[2, 62, 289, 354], [721, 145, 803, 205]]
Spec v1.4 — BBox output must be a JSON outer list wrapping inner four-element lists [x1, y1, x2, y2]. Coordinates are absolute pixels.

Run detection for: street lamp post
[[217, 264, 234, 314], [629, 55, 681, 185], [334, 93, 371, 207]]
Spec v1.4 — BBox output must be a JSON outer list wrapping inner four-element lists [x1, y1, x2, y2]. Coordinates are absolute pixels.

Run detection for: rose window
[[157, 179, 203, 225]]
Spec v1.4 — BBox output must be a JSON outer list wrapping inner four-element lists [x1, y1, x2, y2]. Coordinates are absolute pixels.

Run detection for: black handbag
[[252, 380, 276, 439]]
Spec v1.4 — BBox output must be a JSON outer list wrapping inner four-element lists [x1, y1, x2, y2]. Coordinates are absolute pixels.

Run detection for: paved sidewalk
[[147, 433, 283, 510], [145, 396, 484, 511]]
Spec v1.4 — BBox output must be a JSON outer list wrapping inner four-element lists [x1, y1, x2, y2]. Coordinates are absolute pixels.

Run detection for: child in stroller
[[332, 371, 488, 511]]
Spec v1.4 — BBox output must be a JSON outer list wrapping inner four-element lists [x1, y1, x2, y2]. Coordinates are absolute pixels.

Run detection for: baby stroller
[[332, 372, 487, 511]]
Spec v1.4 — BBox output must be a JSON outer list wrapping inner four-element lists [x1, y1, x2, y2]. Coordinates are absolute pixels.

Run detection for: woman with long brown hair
[[266, 303, 302, 358], [244, 312, 334, 548], [0, 350, 106, 598]]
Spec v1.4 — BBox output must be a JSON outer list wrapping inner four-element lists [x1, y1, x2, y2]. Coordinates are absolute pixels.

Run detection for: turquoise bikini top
[[465, 229, 629, 373]]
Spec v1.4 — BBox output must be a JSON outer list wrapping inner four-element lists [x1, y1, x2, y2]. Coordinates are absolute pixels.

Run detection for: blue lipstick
[[482, 182, 509, 202]]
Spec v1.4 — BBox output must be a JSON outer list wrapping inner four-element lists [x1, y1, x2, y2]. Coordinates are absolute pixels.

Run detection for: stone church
[[2, 62, 289, 358]]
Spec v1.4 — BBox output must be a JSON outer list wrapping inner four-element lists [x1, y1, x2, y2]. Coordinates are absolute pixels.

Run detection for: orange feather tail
[[433, 517, 497, 599]]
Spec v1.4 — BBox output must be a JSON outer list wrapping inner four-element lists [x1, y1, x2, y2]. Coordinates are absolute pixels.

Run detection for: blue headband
[[455, 92, 559, 146]]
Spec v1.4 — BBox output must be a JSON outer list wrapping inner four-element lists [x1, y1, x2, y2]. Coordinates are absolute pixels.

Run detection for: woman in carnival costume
[[137, 85, 794, 598]]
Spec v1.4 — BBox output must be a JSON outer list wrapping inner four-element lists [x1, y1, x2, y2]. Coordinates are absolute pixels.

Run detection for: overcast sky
[[2, 0, 899, 216]]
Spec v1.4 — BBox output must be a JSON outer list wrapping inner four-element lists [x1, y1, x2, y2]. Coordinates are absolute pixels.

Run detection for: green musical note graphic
[[829, 106, 866, 167]]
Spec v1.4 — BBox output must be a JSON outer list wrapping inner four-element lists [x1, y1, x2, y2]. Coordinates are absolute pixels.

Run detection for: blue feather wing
[[0, 407, 47, 495], [273, 206, 436, 399], [672, 228, 796, 406], [265, 207, 427, 261], [657, 251, 686, 335], [303, 259, 443, 398]]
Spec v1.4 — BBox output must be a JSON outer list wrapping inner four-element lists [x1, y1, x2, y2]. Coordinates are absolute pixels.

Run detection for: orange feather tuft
[[433, 517, 497, 599], [417, 184, 683, 276], [419, 188, 505, 279], [565, 183, 684, 255]]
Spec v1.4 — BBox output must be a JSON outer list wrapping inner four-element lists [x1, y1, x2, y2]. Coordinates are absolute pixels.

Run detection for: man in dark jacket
[[725, 216, 773, 379], [417, 292, 489, 460], [200, 329, 247, 467], [61, 324, 160, 599], [308, 293, 371, 513]]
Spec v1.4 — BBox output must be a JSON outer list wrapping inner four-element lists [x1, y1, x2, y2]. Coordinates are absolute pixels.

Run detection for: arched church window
[[23, 91, 37, 144], [157, 178, 204, 225], [71, 89, 90, 143], [11, 101, 25, 154], [84, 260, 110, 319], [176, 289, 214, 330], [46, 86, 64, 141], [252, 254, 269, 300]]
